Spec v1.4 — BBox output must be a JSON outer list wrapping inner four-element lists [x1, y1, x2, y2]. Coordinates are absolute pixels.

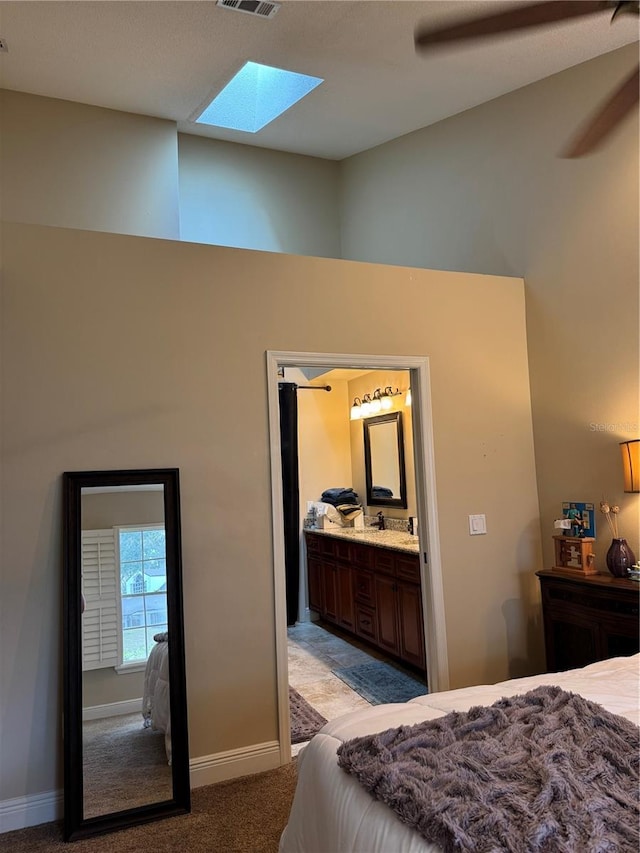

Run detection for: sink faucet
[[372, 511, 385, 530]]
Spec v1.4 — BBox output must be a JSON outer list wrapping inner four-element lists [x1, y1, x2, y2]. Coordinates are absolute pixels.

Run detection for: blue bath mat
[[332, 661, 427, 705]]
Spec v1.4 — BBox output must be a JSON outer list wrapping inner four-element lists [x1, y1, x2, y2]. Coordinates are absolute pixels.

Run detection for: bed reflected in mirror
[[64, 469, 190, 841]]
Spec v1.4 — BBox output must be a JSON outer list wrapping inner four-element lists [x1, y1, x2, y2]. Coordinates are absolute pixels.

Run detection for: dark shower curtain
[[278, 382, 300, 626]]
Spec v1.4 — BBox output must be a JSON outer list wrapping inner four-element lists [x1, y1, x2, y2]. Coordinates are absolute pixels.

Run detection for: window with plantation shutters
[[81, 529, 118, 671], [117, 525, 167, 665]]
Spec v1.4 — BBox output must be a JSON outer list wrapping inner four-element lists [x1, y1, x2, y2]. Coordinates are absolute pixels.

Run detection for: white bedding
[[142, 635, 172, 763], [279, 655, 640, 853]]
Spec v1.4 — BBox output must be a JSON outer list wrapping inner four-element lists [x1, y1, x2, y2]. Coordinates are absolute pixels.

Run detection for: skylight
[[195, 61, 324, 133]]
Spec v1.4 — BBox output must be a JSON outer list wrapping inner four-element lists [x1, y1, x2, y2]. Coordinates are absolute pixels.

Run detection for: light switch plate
[[469, 514, 487, 535]]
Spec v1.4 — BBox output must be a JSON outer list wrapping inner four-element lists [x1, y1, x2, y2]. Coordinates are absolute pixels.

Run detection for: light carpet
[[83, 712, 172, 817], [0, 763, 297, 853]]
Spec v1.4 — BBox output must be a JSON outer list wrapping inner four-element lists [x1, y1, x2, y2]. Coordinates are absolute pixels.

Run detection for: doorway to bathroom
[[266, 351, 449, 764]]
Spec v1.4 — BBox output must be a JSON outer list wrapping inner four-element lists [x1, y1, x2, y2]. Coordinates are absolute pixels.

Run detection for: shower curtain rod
[[296, 384, 331, 391]]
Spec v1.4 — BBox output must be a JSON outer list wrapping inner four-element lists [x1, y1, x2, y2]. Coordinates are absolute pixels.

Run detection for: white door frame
[[266, 350, 449, 764]]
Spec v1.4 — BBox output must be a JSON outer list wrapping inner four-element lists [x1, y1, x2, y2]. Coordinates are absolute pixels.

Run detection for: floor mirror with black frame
[[63, 468, 190, 841]]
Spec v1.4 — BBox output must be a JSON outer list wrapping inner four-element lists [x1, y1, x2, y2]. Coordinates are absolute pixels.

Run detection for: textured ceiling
[[0, 1, 637, 159]]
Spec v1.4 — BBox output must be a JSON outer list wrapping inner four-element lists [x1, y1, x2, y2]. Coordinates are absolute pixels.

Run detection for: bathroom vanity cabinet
[[305, 530, 426, 673]]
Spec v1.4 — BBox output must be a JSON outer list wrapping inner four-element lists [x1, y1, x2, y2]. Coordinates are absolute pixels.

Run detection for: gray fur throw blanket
[[337, 685, 639, 852]]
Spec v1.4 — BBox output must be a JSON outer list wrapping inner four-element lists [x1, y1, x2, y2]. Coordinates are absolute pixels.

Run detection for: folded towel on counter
[[336, 504, 363, 521], [321, 487, 360, 506]]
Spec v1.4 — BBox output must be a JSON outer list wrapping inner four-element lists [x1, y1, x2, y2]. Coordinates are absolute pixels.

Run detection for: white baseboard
[[1, 741, 282, 834], [189, 741, 281, 788], [82, 698, 143, 721], [0, 789, 63, 834]]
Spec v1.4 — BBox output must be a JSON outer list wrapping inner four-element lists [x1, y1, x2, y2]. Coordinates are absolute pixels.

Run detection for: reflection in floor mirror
[[63, 468, 190, 842], [82, 712, 172, 817]]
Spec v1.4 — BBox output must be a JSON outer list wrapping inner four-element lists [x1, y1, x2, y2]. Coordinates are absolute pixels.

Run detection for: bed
[[279, 654, 639, 853], [142, 631, 172, 763]]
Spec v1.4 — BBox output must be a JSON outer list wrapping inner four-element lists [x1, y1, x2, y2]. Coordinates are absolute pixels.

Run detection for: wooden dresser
[[305, 530, 425, 673], [536, 569, 639, 672]]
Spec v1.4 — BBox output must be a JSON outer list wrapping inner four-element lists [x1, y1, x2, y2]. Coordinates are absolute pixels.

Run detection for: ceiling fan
[[414, 1, 639, 157]]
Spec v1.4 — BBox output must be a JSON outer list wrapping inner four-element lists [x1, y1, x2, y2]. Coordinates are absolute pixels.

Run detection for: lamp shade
[[620, 439, 640, 493]]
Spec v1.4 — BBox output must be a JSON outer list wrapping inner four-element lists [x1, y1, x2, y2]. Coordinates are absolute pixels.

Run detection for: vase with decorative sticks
[[599, 501, 636, 578]]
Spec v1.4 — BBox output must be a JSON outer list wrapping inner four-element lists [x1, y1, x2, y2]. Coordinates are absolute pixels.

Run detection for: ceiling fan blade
[[415, 1, 614, 50], [562, 64, 639, 157]]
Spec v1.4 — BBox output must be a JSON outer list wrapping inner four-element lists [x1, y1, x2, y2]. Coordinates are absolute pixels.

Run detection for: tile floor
[[287, 620, 420, 754]]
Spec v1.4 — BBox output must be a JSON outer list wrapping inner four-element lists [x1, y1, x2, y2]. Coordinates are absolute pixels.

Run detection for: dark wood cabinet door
[[307, 557, 323, 614], [600, 630, 640, 659], [375, 575, 400, 656], [337, 563, 354, 630], [355, 603, 377, 643], [396, 555, 420, 583], [397, 581, 426, 669], [353, 568, 375, 607], [597, 617, 640, 660], [323, 561, 338, 622], [544, 611, 598, 671]]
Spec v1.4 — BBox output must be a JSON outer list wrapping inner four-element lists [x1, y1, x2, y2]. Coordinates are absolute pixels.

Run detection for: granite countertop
[[305, 525, 420, 554]]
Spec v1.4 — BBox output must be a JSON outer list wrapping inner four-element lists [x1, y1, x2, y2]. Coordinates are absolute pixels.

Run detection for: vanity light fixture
[[350, 388, 404, 419], [405, 388, 412, 407], [381, 387, 402, 410], [620, 439, 640, 493], [360, 394, 374, 417]]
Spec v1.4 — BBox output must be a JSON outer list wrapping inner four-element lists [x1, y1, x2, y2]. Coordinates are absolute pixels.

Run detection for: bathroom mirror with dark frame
[[363, 411, 408, 509], [63, 468, 190, 841]]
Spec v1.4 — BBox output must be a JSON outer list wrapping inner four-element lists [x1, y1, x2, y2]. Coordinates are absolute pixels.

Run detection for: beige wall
[[0, 90, 344, 256], [0, 90, 180, 239], [82, 668, 144, 711], [339, 44, 640, 565], [81, 490, 165, 530], [178, 134, 341, 257], [1, 222, 540, 802]]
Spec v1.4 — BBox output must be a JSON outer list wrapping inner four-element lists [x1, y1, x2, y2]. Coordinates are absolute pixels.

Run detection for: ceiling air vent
[[216, 0, 281, 20]]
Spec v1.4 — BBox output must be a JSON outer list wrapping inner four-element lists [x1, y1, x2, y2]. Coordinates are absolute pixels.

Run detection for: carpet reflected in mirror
[[83, 713, 172, 817]]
